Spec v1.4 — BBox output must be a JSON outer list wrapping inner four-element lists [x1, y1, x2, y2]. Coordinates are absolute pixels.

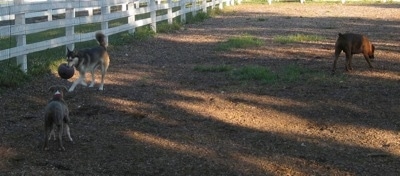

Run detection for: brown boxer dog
[[332, 33, 375, 74]]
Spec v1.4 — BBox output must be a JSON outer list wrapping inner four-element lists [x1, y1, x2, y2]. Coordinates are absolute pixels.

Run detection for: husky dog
[[43, 85, 73, 151], [67, 32, 110, 92]]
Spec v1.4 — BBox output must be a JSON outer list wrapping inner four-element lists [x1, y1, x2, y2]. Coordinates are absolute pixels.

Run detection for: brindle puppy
[[43, 85, 73, 151]]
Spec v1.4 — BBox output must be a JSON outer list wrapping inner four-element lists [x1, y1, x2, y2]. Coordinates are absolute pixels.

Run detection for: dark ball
[[58, 63, 74, 79]]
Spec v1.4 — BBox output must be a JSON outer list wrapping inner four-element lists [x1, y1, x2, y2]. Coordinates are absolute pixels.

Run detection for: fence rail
[[0, 0, 237, 72]]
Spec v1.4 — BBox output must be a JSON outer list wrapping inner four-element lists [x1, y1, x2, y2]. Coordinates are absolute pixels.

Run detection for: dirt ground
[[1, 3, 400, 175]]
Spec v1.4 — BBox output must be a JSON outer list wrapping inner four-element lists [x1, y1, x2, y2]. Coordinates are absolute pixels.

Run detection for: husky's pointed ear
[[67, 47, 72, 52]]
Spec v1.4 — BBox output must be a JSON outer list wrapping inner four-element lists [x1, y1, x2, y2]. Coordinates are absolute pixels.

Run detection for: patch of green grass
[[132, 26, 156, 41], [243, 0, 271, 4], [186, 11, 210, 24], [279, 64, 311, 82], [157, 21, 182, 33], [208, 8, 223, 17], [257, 17, 267, 21], [0, 36, 15, 50], [278, 64, 337, 84], [25, 45, 67, 76], [308, 69, 347, 83], [194, 65, 233, 72], [321, 25, 337, 29], [197, 63, 334, 85], [0, 62, 31, 93], [232, 65, 277, 84], [216, 34, 264, 51], [27, 28, 65, 44], [273, 34, 324, 44], [109, 31, 135, 45], [109, 18, 128, 28], [75, 23, 101, 34]]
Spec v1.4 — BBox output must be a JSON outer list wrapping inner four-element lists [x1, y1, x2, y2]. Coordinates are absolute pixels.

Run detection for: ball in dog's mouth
[[58, 63, 75, 79]]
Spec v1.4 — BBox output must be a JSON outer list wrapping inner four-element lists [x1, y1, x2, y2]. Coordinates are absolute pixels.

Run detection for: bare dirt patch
[[1, 3, 400, 175]]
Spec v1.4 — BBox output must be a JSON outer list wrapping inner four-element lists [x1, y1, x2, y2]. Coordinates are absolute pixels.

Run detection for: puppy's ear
[[48, 86, 56, 92], [67, 47, 72, 52]]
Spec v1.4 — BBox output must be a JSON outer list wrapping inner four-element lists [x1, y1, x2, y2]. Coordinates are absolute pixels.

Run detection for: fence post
[[226, 0, 231, 6], [128, 2, 136, 34], [121, 3, 127, 11], [47, 0, 53, 21], [65, 0, 75, 51], [133, 0, 139, 8], [192, 0, 197, 17], [202, 0, 207, 13], [219, 0, 223, 9], [15, 0, 27, 73], [150, 0, 157, 32], [88, 8, 93, 16], [168, 0, 173, 24], [180, 0, 187, 23], [101, 0, 110, 41]]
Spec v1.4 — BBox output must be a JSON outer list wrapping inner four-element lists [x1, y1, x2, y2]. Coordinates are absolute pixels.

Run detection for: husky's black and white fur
[[67, 32, 110, 92]]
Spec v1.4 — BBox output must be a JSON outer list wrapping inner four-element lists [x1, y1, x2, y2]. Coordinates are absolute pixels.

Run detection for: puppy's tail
[[95, 32, 107, 49]]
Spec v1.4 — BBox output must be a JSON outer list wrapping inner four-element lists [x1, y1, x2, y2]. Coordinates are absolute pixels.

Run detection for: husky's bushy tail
[[95, 32, 107, 48]]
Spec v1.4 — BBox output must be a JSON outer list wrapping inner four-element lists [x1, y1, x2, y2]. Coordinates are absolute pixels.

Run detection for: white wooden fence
[[0, 0, 237, 72], [266, 0, 398, 4]]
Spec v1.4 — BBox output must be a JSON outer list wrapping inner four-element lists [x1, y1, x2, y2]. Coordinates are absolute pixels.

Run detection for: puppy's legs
[[65, 124, 73, 142], [69, 73, 86, 92], [49, 128, 56, 141], [43, 124, 53, 151], [57, 124, 65, 151]]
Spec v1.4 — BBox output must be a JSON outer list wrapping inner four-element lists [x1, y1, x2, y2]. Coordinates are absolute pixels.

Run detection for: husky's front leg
[[89, 70, 96, 88], [69, 74, 86, 92]]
